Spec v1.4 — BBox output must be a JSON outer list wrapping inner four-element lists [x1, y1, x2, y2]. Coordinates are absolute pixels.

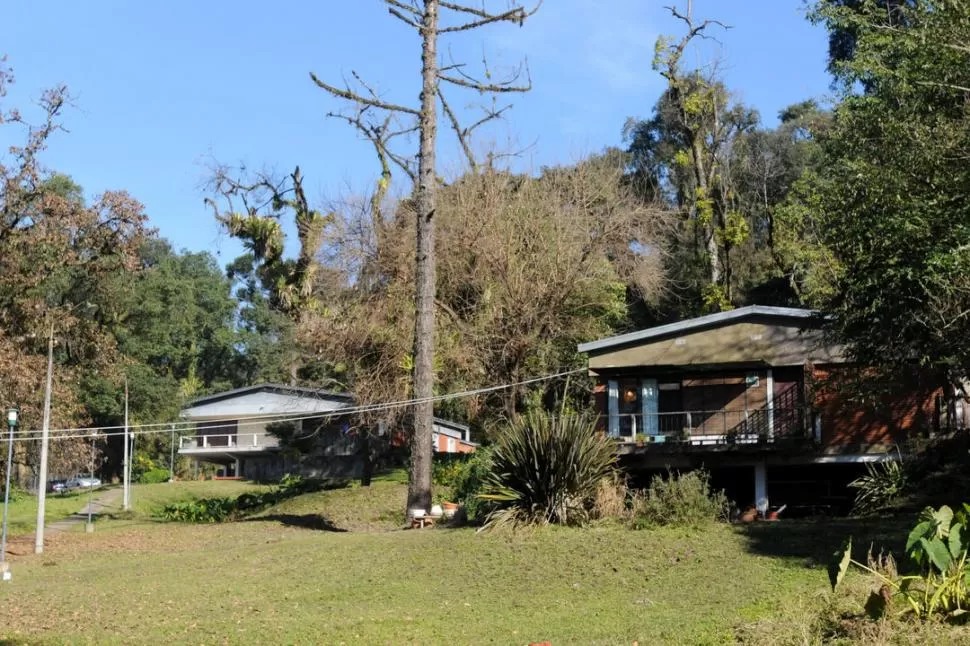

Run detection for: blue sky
[[2, 1, 831, 265]]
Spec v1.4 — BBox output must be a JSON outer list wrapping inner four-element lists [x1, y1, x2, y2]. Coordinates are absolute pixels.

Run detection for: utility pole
[[34, 323, 55, 554], [1, 408, 19, 580], [122, 377, 130, 512], [169, 423, 176, 482], [85, 431, 96, 532]]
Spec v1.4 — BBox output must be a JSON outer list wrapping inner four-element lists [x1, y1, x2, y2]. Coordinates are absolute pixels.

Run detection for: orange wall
[[813, 365, 942, 448], [435, 434, 476, 453]]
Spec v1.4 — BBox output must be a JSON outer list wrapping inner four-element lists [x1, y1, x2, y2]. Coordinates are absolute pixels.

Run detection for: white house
[[178, 384, 475, 479]]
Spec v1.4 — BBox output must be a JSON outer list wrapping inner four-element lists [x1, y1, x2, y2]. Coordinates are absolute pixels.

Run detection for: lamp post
[[1, 407, 19, 580], [86, 431, 96, 533]]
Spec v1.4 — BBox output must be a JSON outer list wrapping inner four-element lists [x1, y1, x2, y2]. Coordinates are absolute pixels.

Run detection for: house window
[[607, 379, 658, 440], [446, 437, 456, 453], [607, 380, 619, 437], [197, 420, 237, 447]]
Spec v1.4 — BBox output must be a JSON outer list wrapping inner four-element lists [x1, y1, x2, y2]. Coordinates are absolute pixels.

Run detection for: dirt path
[[44, 486, 124, 534]]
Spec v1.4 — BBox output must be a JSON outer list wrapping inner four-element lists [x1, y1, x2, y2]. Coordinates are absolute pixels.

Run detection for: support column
[[754, 462, 768, 515], [766, 368, 774, 440]]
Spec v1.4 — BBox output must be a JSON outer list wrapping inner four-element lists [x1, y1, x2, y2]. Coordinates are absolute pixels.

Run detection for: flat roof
[[577, 306, 820, 354]]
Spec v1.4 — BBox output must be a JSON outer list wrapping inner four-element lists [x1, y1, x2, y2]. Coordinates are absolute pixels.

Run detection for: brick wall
[[813, 364, 942, 448]]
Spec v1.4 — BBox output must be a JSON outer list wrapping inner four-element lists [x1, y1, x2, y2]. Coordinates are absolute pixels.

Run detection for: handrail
[[178, 433, 271, 449], [601, 407, 812, 443]]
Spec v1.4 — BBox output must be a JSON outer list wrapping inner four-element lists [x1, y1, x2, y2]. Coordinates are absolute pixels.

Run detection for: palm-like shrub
[[848, 454, 909, 515], [480, 411, 616, 530]]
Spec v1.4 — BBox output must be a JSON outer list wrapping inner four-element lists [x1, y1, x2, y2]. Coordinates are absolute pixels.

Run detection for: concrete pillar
[[754, 462, 768, 515], [766, 368, 774, 440]]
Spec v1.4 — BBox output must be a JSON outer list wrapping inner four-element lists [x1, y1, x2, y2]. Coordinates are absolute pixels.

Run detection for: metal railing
[[603, 407, 810, 445], [178, 434, 277, 450]]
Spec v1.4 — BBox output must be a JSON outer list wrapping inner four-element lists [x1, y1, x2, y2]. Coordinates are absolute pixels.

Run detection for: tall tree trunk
[[407, 0, 439, 514], [359, 431, 373, 487], [691, 136, 721, 287]]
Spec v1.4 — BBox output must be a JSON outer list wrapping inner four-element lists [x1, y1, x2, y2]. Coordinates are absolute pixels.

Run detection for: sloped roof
[[185, 383, 354, 408], [577, 306, 820, 354], [182, 383, 470, 432]]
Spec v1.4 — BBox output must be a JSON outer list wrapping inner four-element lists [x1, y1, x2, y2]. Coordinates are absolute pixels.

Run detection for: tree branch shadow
[[245, 513, 347, 532]]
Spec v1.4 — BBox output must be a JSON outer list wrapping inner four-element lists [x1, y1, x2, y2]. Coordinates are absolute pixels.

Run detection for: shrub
[[848, 455, 909, 515], [160, 475, 347, 523], [137, 468, 171, 484], [442, 446, 494, 522], [162, 497, 237, 523], [632, 469, 727, 528], [830, 504, 970, 621], [479, 412, 616, 530]]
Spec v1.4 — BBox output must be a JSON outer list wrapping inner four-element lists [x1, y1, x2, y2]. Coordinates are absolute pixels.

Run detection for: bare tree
[[312, 0, 539, 514]]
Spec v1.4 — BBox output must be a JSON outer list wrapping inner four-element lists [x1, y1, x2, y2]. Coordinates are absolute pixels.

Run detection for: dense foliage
[[432, 448, 495, 522], [632, 469, 728, 528], [807, 0, 970, 384]]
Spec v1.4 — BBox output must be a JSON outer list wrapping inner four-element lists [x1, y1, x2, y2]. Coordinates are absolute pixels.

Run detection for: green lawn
[[4, 488, 108, 536], [0, 479, 966, 645]]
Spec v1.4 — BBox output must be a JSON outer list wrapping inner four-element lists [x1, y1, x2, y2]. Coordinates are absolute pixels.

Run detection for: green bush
[[479, 412, 616, 530], [162, 497, 237, 523], [442, 447, 494, 522], [137, 468, 171, 484], [632, 469, 727, 528], [160, 475, 347, 523], [848, 456, 909, 515]]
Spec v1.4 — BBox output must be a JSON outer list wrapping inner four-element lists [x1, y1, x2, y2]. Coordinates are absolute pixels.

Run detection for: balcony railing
[[603, 407, 811, 445], [178, 434, 276, 450]]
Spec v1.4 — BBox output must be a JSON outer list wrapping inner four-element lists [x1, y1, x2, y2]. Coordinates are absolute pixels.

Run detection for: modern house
[[578, 305, 952, 512], [432, 418, 477, 454], [178, 384, 475, 480]]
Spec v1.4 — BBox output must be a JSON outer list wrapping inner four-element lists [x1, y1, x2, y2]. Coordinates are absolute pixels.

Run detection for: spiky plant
[[848, 453, 909, 515], [479, 411, 617, 530]]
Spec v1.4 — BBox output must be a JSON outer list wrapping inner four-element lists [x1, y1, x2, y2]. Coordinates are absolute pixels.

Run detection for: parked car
[[64, 476, 102, 491], [48, 479, 67, 494]]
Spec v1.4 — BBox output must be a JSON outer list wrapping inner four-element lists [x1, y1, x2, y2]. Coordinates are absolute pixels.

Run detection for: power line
[[1, 368, 586, 443]]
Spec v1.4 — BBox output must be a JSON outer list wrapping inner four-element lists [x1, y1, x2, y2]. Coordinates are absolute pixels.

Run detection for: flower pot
[[740, 508, 758, 523], [442, 501, 459, 511], [766, 511, 779, 521]]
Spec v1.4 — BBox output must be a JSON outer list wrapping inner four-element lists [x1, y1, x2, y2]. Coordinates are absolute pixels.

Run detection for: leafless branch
[[388, 7, 423, 30], [310, 72, 420, 115], [439, 4, 534, 33], [438, 67, 532, 93], [439, 0, 542, 21], [438, 90, 476, 169], [327, 111, 417, 183], [384, 0, 420, 16]]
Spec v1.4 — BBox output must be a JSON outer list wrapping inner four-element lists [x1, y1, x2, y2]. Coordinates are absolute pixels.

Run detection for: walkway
[[44, 486, 124, 534]]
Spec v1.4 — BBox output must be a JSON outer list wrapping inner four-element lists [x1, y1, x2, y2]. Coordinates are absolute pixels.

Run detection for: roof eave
[[577, 306, 822, 355]]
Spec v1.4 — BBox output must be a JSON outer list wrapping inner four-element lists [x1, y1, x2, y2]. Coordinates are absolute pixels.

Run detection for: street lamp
[[1, 407, 19, 580]]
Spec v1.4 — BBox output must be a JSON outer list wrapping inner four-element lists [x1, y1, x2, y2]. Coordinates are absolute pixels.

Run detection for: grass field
[[1, 476, 967, 645], [5, 489, 109, 537]]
